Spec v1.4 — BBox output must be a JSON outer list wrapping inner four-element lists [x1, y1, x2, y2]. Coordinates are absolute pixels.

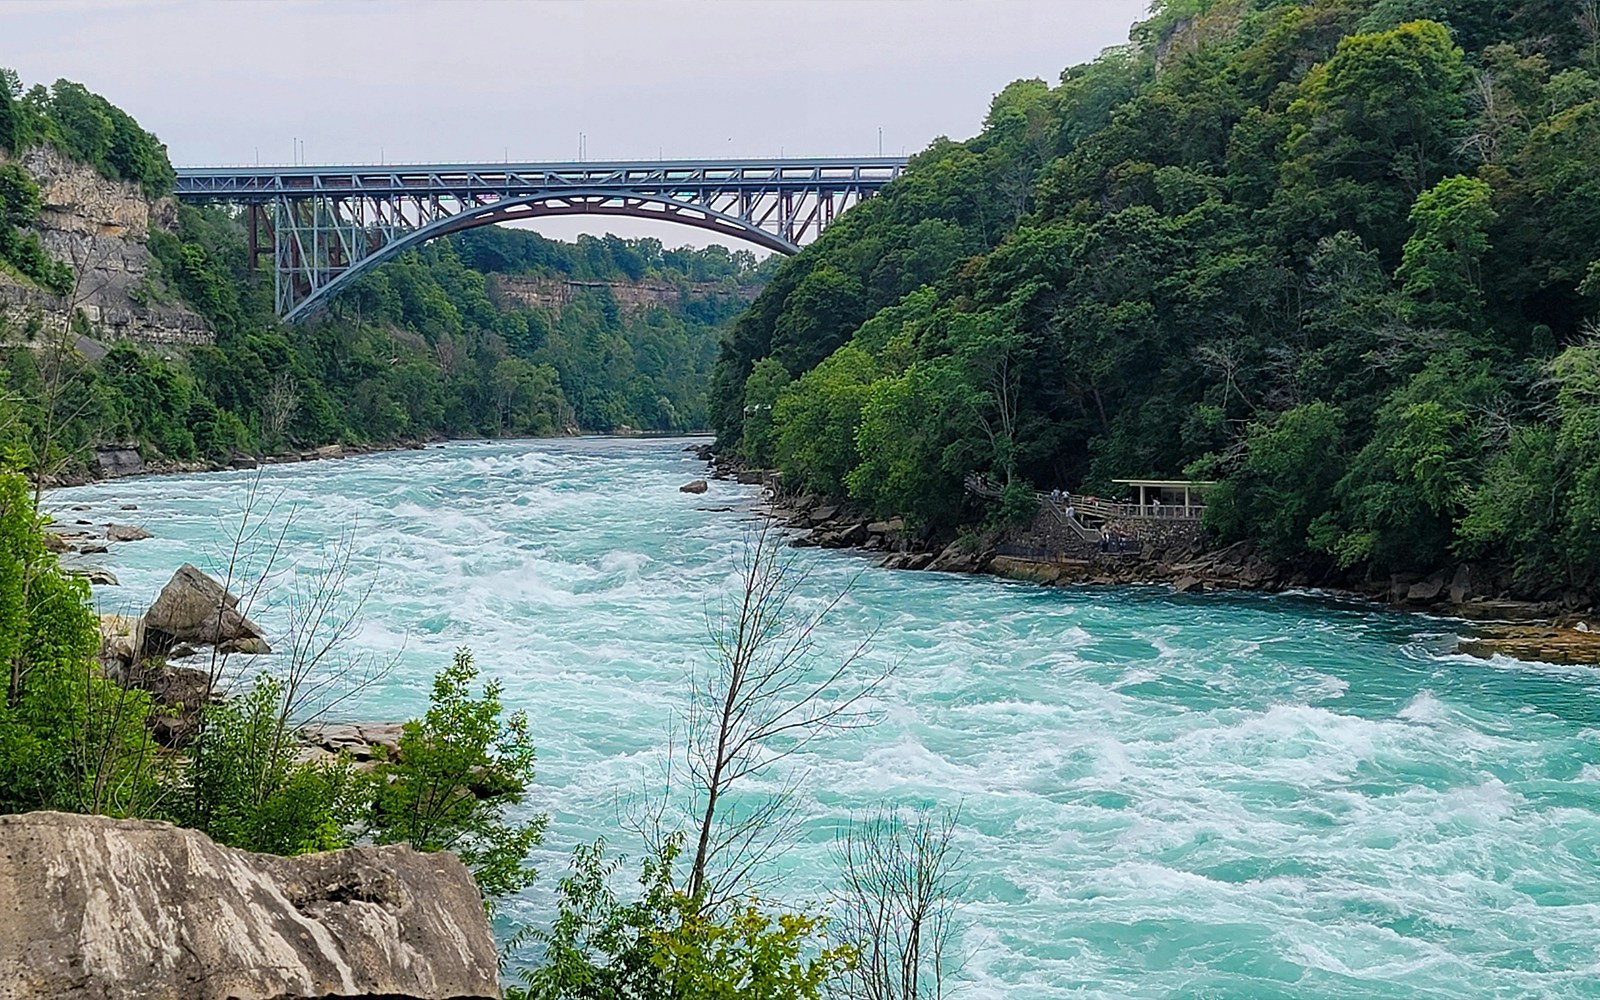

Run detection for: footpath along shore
[[694, 450, 1600, 668]]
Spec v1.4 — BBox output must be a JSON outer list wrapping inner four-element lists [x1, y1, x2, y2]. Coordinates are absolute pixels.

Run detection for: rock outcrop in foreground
[[0, 812, 500, 1000]]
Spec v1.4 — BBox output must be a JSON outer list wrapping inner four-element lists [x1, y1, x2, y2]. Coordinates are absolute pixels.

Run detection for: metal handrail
[[963, 474, 1205, 522]]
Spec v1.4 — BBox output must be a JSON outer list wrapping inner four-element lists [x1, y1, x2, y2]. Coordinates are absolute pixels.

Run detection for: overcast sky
[[8, 0, 1151, 248]]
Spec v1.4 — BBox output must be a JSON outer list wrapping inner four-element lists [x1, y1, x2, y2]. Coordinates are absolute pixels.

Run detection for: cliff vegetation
[[712, 0, 1600, 599]]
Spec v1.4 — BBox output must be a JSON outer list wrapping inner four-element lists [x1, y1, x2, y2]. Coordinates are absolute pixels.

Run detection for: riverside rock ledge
[[0, 811, 501, 1000]]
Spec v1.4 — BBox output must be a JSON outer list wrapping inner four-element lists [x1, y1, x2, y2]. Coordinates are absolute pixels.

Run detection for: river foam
[[51, 438, 1600, 999]]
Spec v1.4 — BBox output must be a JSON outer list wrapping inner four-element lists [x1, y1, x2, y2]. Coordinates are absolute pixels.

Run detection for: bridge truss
[[173, 157, 907, 323]]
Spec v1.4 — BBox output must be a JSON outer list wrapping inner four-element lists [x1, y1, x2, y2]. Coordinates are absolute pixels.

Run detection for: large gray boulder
[[0, 811, 501, 1000], [142, 563, 268, 656]]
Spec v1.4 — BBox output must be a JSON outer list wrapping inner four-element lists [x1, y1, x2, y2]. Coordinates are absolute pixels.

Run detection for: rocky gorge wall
[[489, 272, 761, 320], [0, 146, 212, 347]]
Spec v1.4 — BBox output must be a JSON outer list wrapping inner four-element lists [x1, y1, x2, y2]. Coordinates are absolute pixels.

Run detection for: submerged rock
[[217, 635, 272, 655], [0, 811, 500, 1000], [105, 523, 152, 542], [1458, 625, 1600, 665]]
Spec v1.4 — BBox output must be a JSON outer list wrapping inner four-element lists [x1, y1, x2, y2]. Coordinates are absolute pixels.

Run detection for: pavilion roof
[[1111, 479, 1217, 489]]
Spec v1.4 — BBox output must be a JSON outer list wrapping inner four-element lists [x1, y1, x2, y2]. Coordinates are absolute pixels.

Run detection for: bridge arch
[[282, 189, 801, 324], [176, 157, 905, 321]]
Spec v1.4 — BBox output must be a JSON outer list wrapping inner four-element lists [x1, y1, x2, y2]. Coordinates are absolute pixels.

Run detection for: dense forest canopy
[[712, 0, 1600, 593]]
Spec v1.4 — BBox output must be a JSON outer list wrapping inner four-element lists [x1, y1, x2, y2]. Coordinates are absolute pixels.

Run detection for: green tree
[[181, 675, 360, 856], [365, 649, 547, 905], [739, 358, 792, 466], [0, 472, 162, 817], [1397, 175, 1498, 331], [1209, 401, 1346, 559], [773, 344, 878, 495], [1278, 20, 1470, 258]]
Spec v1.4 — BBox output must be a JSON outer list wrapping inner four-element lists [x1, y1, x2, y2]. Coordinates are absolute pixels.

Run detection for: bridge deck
[[175, 157, 908, 202]]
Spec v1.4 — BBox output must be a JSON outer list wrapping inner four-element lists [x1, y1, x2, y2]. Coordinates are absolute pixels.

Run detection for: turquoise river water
[[49, 438, 1600, 999]]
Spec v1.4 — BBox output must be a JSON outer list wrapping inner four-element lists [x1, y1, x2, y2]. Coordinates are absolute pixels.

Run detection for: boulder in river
[[301, 721, 406, 762], [0, 811, 500, 1000], [679, 478, 709, 494], [928, 540, 991, 574], [94, 446, 143, 477], [142, 563, 268, 656], [105, 523, 152, 542]]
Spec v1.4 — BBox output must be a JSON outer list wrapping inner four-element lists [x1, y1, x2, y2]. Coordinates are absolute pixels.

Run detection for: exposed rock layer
[[0, 146, 211, 346], [490, 273, 761, 320], [0, 811, 500, 1000]]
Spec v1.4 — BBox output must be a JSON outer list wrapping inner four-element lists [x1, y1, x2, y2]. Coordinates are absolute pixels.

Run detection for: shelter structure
[[1110, 479, 1214, 519]]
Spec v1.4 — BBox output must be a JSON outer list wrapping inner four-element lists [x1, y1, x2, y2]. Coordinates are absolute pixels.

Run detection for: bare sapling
[[673, 519, 890, 911], [835, 804, 968, 1000], [181, 475, 392, 823]]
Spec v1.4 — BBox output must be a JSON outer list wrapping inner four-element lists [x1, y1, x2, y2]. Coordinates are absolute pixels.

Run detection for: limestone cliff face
[[0, 146, 212, 346], [0, 811, 501, 1000], [490, 272, 761, 320]]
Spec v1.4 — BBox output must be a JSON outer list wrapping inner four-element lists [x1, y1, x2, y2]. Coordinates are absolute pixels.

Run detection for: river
[[49, 437, 1600, 999]]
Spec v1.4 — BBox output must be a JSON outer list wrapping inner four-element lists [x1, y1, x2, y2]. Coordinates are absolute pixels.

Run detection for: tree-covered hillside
[[0, 67, 771, 477], [157, 209, 771, 450], [713, 0, 1600, 594]]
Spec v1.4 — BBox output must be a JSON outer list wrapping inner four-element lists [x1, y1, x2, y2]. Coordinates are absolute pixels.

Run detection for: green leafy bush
[[512, 835, 853, 1000], [365, 648, 547, 904]]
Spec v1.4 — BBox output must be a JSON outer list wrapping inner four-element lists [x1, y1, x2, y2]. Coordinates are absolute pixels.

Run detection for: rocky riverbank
[[705, 454, 1600, 667], [87, 559, 410, 764], [38, 436, 440, 490]]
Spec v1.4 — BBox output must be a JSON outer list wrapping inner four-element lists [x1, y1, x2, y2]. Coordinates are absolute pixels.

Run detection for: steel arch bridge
[[172, 157, 907, 323]]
